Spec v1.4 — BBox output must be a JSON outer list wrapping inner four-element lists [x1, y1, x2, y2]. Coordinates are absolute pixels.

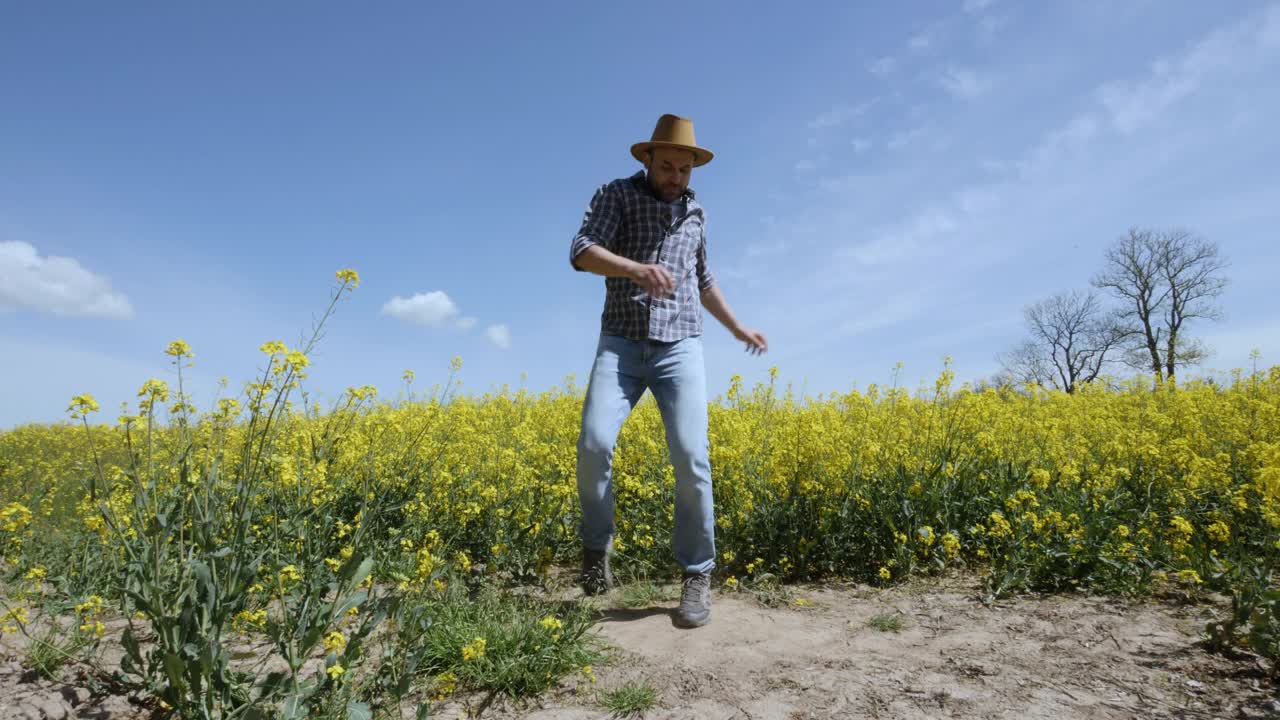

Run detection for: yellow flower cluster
[[1, 332, 1278, 605], [233, 609, 268, 630], [1, 606, 28, 634], [433, 671, 457, 700], [1, 503, 32, 534], [461, 636, 487, 662], [75, 594, 106, 638], [323, 630, 347, 653]]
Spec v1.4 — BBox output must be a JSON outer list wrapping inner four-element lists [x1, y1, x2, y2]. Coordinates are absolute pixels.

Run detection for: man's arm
[[695, 218, 767, 354], [701, 283, 768, 355], [570, 182, 621, 272], [576, 245, 677, 298]]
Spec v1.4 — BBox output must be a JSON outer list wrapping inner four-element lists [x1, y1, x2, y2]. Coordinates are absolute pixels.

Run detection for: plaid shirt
[[570, 171, 716, 342]]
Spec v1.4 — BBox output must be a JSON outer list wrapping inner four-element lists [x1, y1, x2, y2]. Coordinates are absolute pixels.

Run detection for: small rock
[[39, 698, 71, 720], [91, 695, 136, 717], [57, 686, 92, 707]]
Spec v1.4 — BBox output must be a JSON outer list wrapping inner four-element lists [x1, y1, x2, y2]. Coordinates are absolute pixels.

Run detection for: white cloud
[[772, 291, 934, 366], [868, 56, 897, 76], [486, 324, 511, 350], [1017, 4, 1279, 173], [381, 291, 459, 327], [831, 293, 928, 339], [1020, 112, 1100, 175], [1098, 4, 1280, 134], [456, 316, 477, 330], [886, 127, 925, 151], [939, 66, 992, 99], [744, 238, 790, 259], [753, 4, 1280, 378], [977, 14, 1010, 41], [838, 209, 959, 266], [0, 241, 133, 319], [807, 101, 873, 130]]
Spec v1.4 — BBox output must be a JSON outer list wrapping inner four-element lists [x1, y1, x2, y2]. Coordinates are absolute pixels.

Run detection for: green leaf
[[334, 590, 368, 619], [340, 555, 374, 589], [121, 627, 144, 667], [124, 590, 154, 616], [190, 560, 215, 602], [346, 701, 372, 720], [162, 652, 185, 691], [301, 624, 326, 656], [282, 693, 306, 720], [255, 671, 288, 702]]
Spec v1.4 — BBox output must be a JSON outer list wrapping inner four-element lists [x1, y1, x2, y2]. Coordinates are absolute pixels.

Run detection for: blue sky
[[3, 1, 1279, 428]]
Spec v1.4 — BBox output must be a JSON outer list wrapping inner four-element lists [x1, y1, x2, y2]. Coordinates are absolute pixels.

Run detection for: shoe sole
[[673, 611, 711, 628]]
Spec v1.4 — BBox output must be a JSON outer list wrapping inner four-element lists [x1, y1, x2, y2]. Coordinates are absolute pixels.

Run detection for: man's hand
[[733, 326, 769, 355], [699, 284, 768, 355], [629, 262, 674, 298]]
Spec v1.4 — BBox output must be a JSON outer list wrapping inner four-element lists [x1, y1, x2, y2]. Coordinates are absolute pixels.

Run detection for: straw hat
[[630, 114, 714, 167]]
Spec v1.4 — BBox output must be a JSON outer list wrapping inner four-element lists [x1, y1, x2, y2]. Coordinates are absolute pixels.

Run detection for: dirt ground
[[3, 572, 1278, 719]]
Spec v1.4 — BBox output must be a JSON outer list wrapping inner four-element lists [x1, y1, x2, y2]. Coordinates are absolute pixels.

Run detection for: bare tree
[[999, 290, 1124, 393], [1092, 228, 1228, 381], [998, 339, 1054, 389]]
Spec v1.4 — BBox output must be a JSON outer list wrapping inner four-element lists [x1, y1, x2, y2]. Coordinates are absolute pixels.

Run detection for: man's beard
[[646, 173, 683, 201]]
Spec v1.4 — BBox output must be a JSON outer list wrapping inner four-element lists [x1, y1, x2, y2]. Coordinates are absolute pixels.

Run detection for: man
[[568, 113, 768, 628]]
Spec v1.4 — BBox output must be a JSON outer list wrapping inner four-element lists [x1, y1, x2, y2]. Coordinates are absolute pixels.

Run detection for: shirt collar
[[630, 170, 696, 202]]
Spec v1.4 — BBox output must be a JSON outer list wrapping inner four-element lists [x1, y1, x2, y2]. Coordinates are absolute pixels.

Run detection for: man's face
[[645, 147, 696, 201]]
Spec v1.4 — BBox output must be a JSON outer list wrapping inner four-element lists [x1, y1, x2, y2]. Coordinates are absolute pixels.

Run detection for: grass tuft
[[600, 679, 658, 718], [867, 613, 904, 632], [395, 581, 605, 700], [619, 582, 676, 609]]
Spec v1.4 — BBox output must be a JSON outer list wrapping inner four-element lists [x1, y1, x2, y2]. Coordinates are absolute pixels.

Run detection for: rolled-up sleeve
[[570, 182, 621, 272], [696, 220, 716, 291]]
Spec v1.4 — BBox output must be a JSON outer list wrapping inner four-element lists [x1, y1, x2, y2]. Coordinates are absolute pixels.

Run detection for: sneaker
[[674, 572, 712, 628], [580, 546, 613, 596]]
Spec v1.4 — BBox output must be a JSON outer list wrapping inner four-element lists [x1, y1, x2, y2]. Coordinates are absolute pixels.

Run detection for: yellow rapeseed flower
[[1, 607, 29, 634], [164, 339, 193, 358], [1206, 520, 1231, 544], [941, 532, 961, 559], [323, 631, 346, 653], [260, 340, 287, 356], [434, 671, 458, 700], [335, 268, 360, 288], [461, 636, 486, 662], [67, 394, 100, 419]]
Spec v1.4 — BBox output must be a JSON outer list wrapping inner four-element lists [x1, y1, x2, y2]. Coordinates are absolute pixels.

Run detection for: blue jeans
[[576, 333, 716, 575]]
